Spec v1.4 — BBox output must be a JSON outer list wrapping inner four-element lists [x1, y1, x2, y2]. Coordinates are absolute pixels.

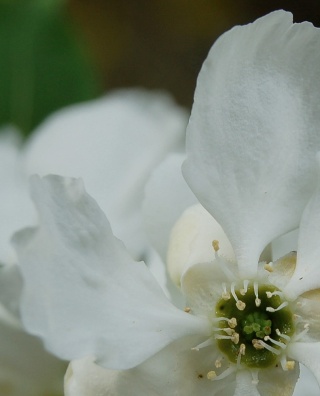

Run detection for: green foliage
[[0, 0, 101, 137]]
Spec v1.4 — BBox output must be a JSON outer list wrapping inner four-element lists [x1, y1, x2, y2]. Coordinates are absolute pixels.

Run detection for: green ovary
[[215, 284, 294, 368]]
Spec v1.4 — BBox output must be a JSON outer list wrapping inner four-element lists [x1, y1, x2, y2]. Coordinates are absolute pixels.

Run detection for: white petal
[[0, 264, 23, 317], [143, 153, 197, 261], [0, 127, 35, 264], [284, 154, 320, 298], [0, 315, 66, 396], [234, 370, 260, 396], [293, 365, 319, 396], [294, 290, 320, 342], [13, 175, 208, 369], [181, 261, 234, 316], [24, 89, 188, 259], [167, 204, 235, 286], [183, 11, 320, 279], [271, 229, 298, 262], [65, 337, 236, 396], [258, 364, 299, 396], [287, 342, 320, 392]]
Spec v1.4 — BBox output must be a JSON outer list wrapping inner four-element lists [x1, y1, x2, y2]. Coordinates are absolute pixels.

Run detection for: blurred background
[[1, 0, 319, 138]]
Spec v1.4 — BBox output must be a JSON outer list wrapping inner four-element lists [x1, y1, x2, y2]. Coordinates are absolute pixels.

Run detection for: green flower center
[[214, 283, 294, 368]]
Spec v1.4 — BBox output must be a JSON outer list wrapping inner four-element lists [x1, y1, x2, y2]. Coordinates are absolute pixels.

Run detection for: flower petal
[[183, 11, 320, 278], [287, 342, 320, 392], [24, 90, 188, 259], [0, 314, 66, 396], [234, 370, 260, 396], [284, 154, 320, 298], [167, 204, 235, 286], [13, 175, 208, 369], [143, 153, 197, 261], [181, 261, 231, 316], [65, 337, 236, 396], [294, 289, 320, 342], [258, 364, 299, 396], [0, 127, 35, 264]]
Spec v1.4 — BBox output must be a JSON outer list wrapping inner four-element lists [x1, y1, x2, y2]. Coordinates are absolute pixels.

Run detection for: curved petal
[[24, 89, 188, 259], [271, 229, 298, 262], [287, 342, 320, 392], [284, 154, 320, 298], [293, 365, 319, 396], [167, 204, 235, 286], [268, 252, 297, 291], [13, 175, 208, 370], [0, 315, 66, 396], [65, 337, 236, 396], [183, 11, 320, 279], [0, 127, 35, 264], [143, 153, 197, 261]]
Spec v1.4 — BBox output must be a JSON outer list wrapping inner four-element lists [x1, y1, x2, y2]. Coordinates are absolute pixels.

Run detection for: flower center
[[214, 282, 294, 368]]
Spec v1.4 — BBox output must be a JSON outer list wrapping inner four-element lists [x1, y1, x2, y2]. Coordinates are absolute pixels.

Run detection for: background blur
[[1, 0, 319, 137]]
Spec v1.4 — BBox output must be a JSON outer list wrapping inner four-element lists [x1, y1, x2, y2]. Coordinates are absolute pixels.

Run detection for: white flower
[[0, 89, 187, 264], [12, 10, 320, 396], [0, 264, 67, 396], [0, 90, 186, 394]]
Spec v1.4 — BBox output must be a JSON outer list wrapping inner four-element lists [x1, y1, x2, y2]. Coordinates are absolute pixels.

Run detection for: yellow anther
[[236, 300, 246, 311], [231, 332, 240, 344], [207, 371, 217, 380], [212, 240, 220, 252], [184, 307, 191, 313], [215, 359, 222, 368], [252, 339, 264, 350], [286, 361, 295, 370], [228, 318, 237, 328], [264, 263, 274, 272]]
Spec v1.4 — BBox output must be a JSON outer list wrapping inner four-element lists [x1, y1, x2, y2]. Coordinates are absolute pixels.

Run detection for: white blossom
[[13, 10, 320, 395]]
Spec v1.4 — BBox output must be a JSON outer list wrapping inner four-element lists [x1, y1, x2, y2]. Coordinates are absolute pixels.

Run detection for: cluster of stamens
[[214, 279, 295, 371], [188, 242, 311, 384]]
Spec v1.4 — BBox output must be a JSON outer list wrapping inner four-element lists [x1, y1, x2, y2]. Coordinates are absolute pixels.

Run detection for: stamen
[[252, 339, 280, 355], [215, 333, 239, 344], [212, 327, 234, 335], [212, 316, 232, 323], [293, 323, 310, 342], [191, 338, 213, 351], [280, 356, 295, 371], [264, 336, 286, 349], [215, 358, 222, 368], [254, 282, 261, 307], [207, 371, 217, 380], [251, 370, 259, 385], [240, 280, 249, 296], [266, 301, 288, 312], [252, 339, 265, 350], [212, 240, 220, 252], [275, 329, 291, 342], [231, 283, 246, 310], [236, 343, 246, 367], [266, 290, 283, 298], [264, 263, 273, 272], [286, 361, 295, 370], [228, 318, 237, 328], [207, 366, 236, 381], [184, 307, 191, 313], [221, 283, 231, 300]]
